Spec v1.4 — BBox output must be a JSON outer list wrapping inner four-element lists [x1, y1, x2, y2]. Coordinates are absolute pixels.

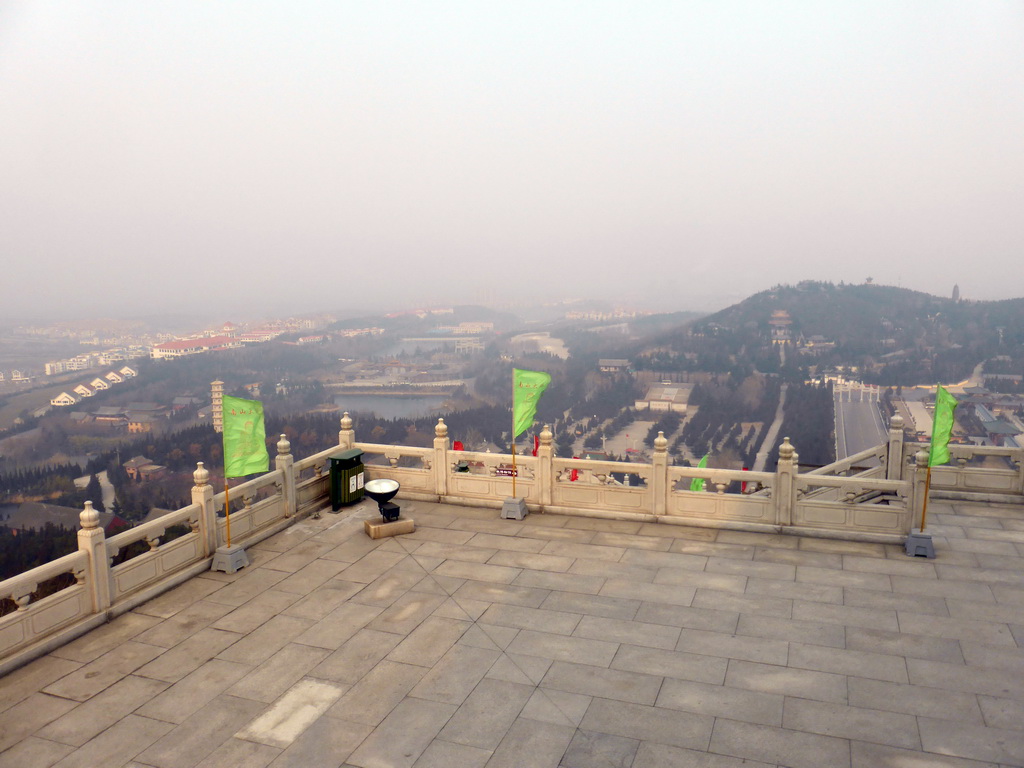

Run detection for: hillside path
[[752, 383, 787, 471]]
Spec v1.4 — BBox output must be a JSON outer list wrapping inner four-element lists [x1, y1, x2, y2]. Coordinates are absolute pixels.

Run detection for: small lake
[[333, 394, 449, 421]]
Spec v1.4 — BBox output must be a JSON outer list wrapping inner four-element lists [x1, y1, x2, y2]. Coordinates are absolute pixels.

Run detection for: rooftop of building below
[[1, 493, 1023, 767]]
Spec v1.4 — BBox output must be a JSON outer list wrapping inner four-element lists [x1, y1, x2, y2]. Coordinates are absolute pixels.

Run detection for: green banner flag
[[690, 454, 709, 492], [222, 395, 270, 478], [929, 386, 958, 467], [512, 369, 551, 439]]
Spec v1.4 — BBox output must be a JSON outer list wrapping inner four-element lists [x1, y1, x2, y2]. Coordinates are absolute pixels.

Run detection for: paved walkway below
[[2, 495, 1024, 767]]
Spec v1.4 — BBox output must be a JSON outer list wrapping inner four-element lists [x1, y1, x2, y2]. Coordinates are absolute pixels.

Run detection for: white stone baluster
[[77, 501, 111, 613]]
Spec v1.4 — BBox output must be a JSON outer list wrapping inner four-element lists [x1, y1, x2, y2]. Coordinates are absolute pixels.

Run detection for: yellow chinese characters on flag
[[222, 395, 269, 478], [512, 369, 551, 439]]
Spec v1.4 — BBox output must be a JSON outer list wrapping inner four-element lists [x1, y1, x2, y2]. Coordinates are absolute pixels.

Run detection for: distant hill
[[634, 281, 1024, 386]]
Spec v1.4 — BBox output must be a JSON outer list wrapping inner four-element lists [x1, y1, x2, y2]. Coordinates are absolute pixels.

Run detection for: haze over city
[[2, 1, 1022, 321]]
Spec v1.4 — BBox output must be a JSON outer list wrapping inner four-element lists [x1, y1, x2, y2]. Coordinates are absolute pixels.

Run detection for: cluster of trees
[[773, 382, 835, 469], [0, 463, 86, 508], [644, 411, 683, 447]]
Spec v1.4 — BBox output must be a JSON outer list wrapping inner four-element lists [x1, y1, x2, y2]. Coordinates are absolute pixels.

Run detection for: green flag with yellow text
[[929, 386, 958, 467], [222, 395, 270, 477], [512, 369, 551, 439], [690, 453, 709, 492]]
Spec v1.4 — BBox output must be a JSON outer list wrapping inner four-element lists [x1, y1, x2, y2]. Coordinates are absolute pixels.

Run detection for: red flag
[[741, 466, 749, 493], [453, 440, 464, 451], [570, 468, 578, 482], [532, 434, 539, 457]]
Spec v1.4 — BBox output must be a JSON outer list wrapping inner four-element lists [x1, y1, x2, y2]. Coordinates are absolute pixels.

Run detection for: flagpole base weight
[[211, 544, 250, 573], [904, 529, 936, 559], [501, 497, 528, 521]]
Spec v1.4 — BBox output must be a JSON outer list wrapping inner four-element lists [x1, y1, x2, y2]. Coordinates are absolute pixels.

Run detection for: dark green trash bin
[[329, 449, 365, 510]]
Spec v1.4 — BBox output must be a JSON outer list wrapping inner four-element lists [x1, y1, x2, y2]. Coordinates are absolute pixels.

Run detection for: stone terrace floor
[[2, 497, 1024, 768]]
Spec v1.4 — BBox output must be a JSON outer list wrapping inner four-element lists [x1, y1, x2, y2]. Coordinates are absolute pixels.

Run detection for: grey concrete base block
[[904, 529, 936, 558], [501, 497, 528, 520], [211, 544, 250, 573]]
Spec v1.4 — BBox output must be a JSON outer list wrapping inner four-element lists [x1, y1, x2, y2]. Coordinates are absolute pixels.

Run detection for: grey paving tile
[[519, 688, 591, 727], [0, 736, 74, 768], [309, 628, 403, 684], [347, 697, 457, 768], [43, 641, 165, 702], [541, 660, 662, 705], [479, 603, 581, 635], [669, 540, 757, 559], [851, 741, 1002, 768], [203, 567, 291, 607], [895, 610, 1017, 646], [789, 643, 908, 683], [281, 579, 365, 619], [611, 643, 728, 685], [193, 738, 281, 768], [217, 614, 314, 664], [560, 730, 638, 768], [563, 517, 642, 534], [458, 623, 518, 651], [408, 541, 497, 563], [339, 550, 410, 583], [540, 540, 627, 562], [266, 715, 372, 768], [0, 693, 79, 752], [540, 591, 639, 620], [843, 585, 949, 616], [506, 630, 618, 667], [136, 658, 252, 724], [489, 550, 575, 572], [483, 717, 576, 768], [436, 678, 533, 749], [653, 567, 747, 593], [633, 601, 739, 633], [978, 695, 1024, 730], [132, 601, 235, 648], [137, 695, 266, 768], [295, 602, 384, 650], [590, 531, 673, 551], [453, 580, 551, 608], [568, 558, 658, 582], [845, 626, 964, 663], [236, 678, 345, 748], [632, 740, 775, 768], [38, 674, 169, 746], [658, 677, 784, 726], [797, 565, 891, 591], [843, 554, 937, 578], [51, 613, 162, 662], [691, 588, 792, 618], [433, 560, 523, 584], [754, 546, 842, 569], [724, 659, 847, 704], [792, 600, 899, 631], [890, 575, 995, 601], [412, 740, 492, 768], [676, 627, 789, 665], [211, 589, 302, 633], [716, 531, 798, 549], [513, 569, 605, 594], [408, 644, 501, 704], [937, 564, 1024, 587], [599, 578, 696, 607], [783, 697, 919, 749], [947, 597, 1024, 624], [328, 660, 428, 726], [467, 532, 548, 553], [573, 615, 680, 649], [51, 714, 174, 768], [485, 653, 553, 686], [580, 698, 714, 751], [708, 718, 850, 768], [619, 549, 708, 571], [918, 716, 1024, 765], [706, 556, 795, 581], [387, 616, 471, 666], [908, 657, 1024, 698], [643, 523, 718, 541], [735, 614, 845, 648], [136, 627, 242, 682], [130, 577, 227, 619], [0, 656, 82, 714], [960, 642, 1024, 673], [228, 643, 332, 703], [848, 677, 985, 722]]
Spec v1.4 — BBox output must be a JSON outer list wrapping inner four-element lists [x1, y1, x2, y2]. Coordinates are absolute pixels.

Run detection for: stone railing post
[[538, 424, 554, 507], [77, 501, 111, 613], [192, 462, 218, 555], [276, 434, 296, 517], [338, 411, 355, 450], [652, 431, 668, 516], [775, 437, 798, 527], [433, 418, 449, 498], [910, 450, 929, 533], [886, 414, 905, 480]]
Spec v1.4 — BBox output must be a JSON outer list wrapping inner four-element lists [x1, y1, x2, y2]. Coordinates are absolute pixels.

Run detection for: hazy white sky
[[1, 2, 1022, 320]]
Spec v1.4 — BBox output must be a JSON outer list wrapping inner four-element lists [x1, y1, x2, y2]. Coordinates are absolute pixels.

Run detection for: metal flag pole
[[224, 479, 232, 548], [919, 466, 932, 533]]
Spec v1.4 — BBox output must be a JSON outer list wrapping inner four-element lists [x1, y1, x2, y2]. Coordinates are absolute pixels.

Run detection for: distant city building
[[50, 392, 78, 407], [635, 383, 693, 413], [211, 380, 224, 433], [598, 359, 630, 373]]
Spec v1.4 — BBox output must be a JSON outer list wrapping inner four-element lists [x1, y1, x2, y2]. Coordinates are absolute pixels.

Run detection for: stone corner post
[[433, 418, 449, 498], [275, 435, 296, 517], [886, 414, 905, 480], [652, 431, 669, 516], [339, 411, 355, 450], [77, 501, 111, 613], [191, 462, 217, 555], [775, 437, 798, 527], [538, 424, 554, 508]]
